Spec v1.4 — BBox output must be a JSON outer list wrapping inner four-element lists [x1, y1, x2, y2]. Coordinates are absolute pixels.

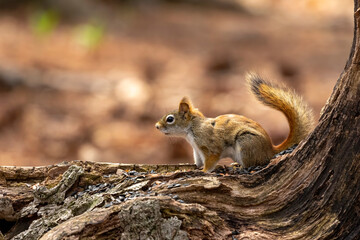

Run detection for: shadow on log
[[1, 1, 360, 239]]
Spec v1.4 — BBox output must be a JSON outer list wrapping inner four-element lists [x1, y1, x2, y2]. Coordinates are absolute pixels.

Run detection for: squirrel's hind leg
[[234, 134, 272, 168]]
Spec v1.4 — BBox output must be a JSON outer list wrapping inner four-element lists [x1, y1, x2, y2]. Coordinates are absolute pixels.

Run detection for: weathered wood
[[1, 1, 360, 240]]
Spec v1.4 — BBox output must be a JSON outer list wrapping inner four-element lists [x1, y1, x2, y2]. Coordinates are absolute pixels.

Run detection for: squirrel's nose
[[155, 123, 160, 129]]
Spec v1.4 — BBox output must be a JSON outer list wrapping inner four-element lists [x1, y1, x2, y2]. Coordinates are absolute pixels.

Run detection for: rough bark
[[1, 1, 360, 240]]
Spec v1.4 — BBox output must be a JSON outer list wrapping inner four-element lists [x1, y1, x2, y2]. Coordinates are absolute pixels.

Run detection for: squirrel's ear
[[179, 96, 193, 114]]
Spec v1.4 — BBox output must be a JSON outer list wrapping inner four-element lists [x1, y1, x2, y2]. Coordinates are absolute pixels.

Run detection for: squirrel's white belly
[[186, 132, 205, 166]]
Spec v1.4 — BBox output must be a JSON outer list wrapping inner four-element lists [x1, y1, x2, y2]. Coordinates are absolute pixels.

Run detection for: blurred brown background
[[0, 0, 353, 166]]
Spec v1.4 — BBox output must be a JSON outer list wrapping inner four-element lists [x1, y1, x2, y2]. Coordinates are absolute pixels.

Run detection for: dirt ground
[[0, 0, 353, 166]]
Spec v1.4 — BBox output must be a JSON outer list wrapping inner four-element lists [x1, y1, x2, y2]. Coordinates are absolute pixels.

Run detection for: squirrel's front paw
[[202, 167, 212, 173]]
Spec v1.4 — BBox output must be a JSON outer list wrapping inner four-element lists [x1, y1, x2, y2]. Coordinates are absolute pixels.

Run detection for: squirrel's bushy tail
[[246, 73, 314, 153]]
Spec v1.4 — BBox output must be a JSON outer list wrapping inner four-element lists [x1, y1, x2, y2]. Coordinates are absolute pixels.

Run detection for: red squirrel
[[155, 73, 314, 172]]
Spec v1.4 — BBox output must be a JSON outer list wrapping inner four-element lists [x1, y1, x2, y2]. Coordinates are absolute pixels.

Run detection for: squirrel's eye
[[166, 115, 175, 124]]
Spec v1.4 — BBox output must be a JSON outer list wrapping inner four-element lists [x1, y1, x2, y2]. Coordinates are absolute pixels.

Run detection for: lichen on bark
[[118, 199, 188, 240], [11, 165, 103, 240], [33, 165, 84, 204]]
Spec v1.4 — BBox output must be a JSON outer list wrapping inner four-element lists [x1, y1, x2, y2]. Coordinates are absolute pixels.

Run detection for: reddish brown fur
[[155, 74, 314, 172]]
